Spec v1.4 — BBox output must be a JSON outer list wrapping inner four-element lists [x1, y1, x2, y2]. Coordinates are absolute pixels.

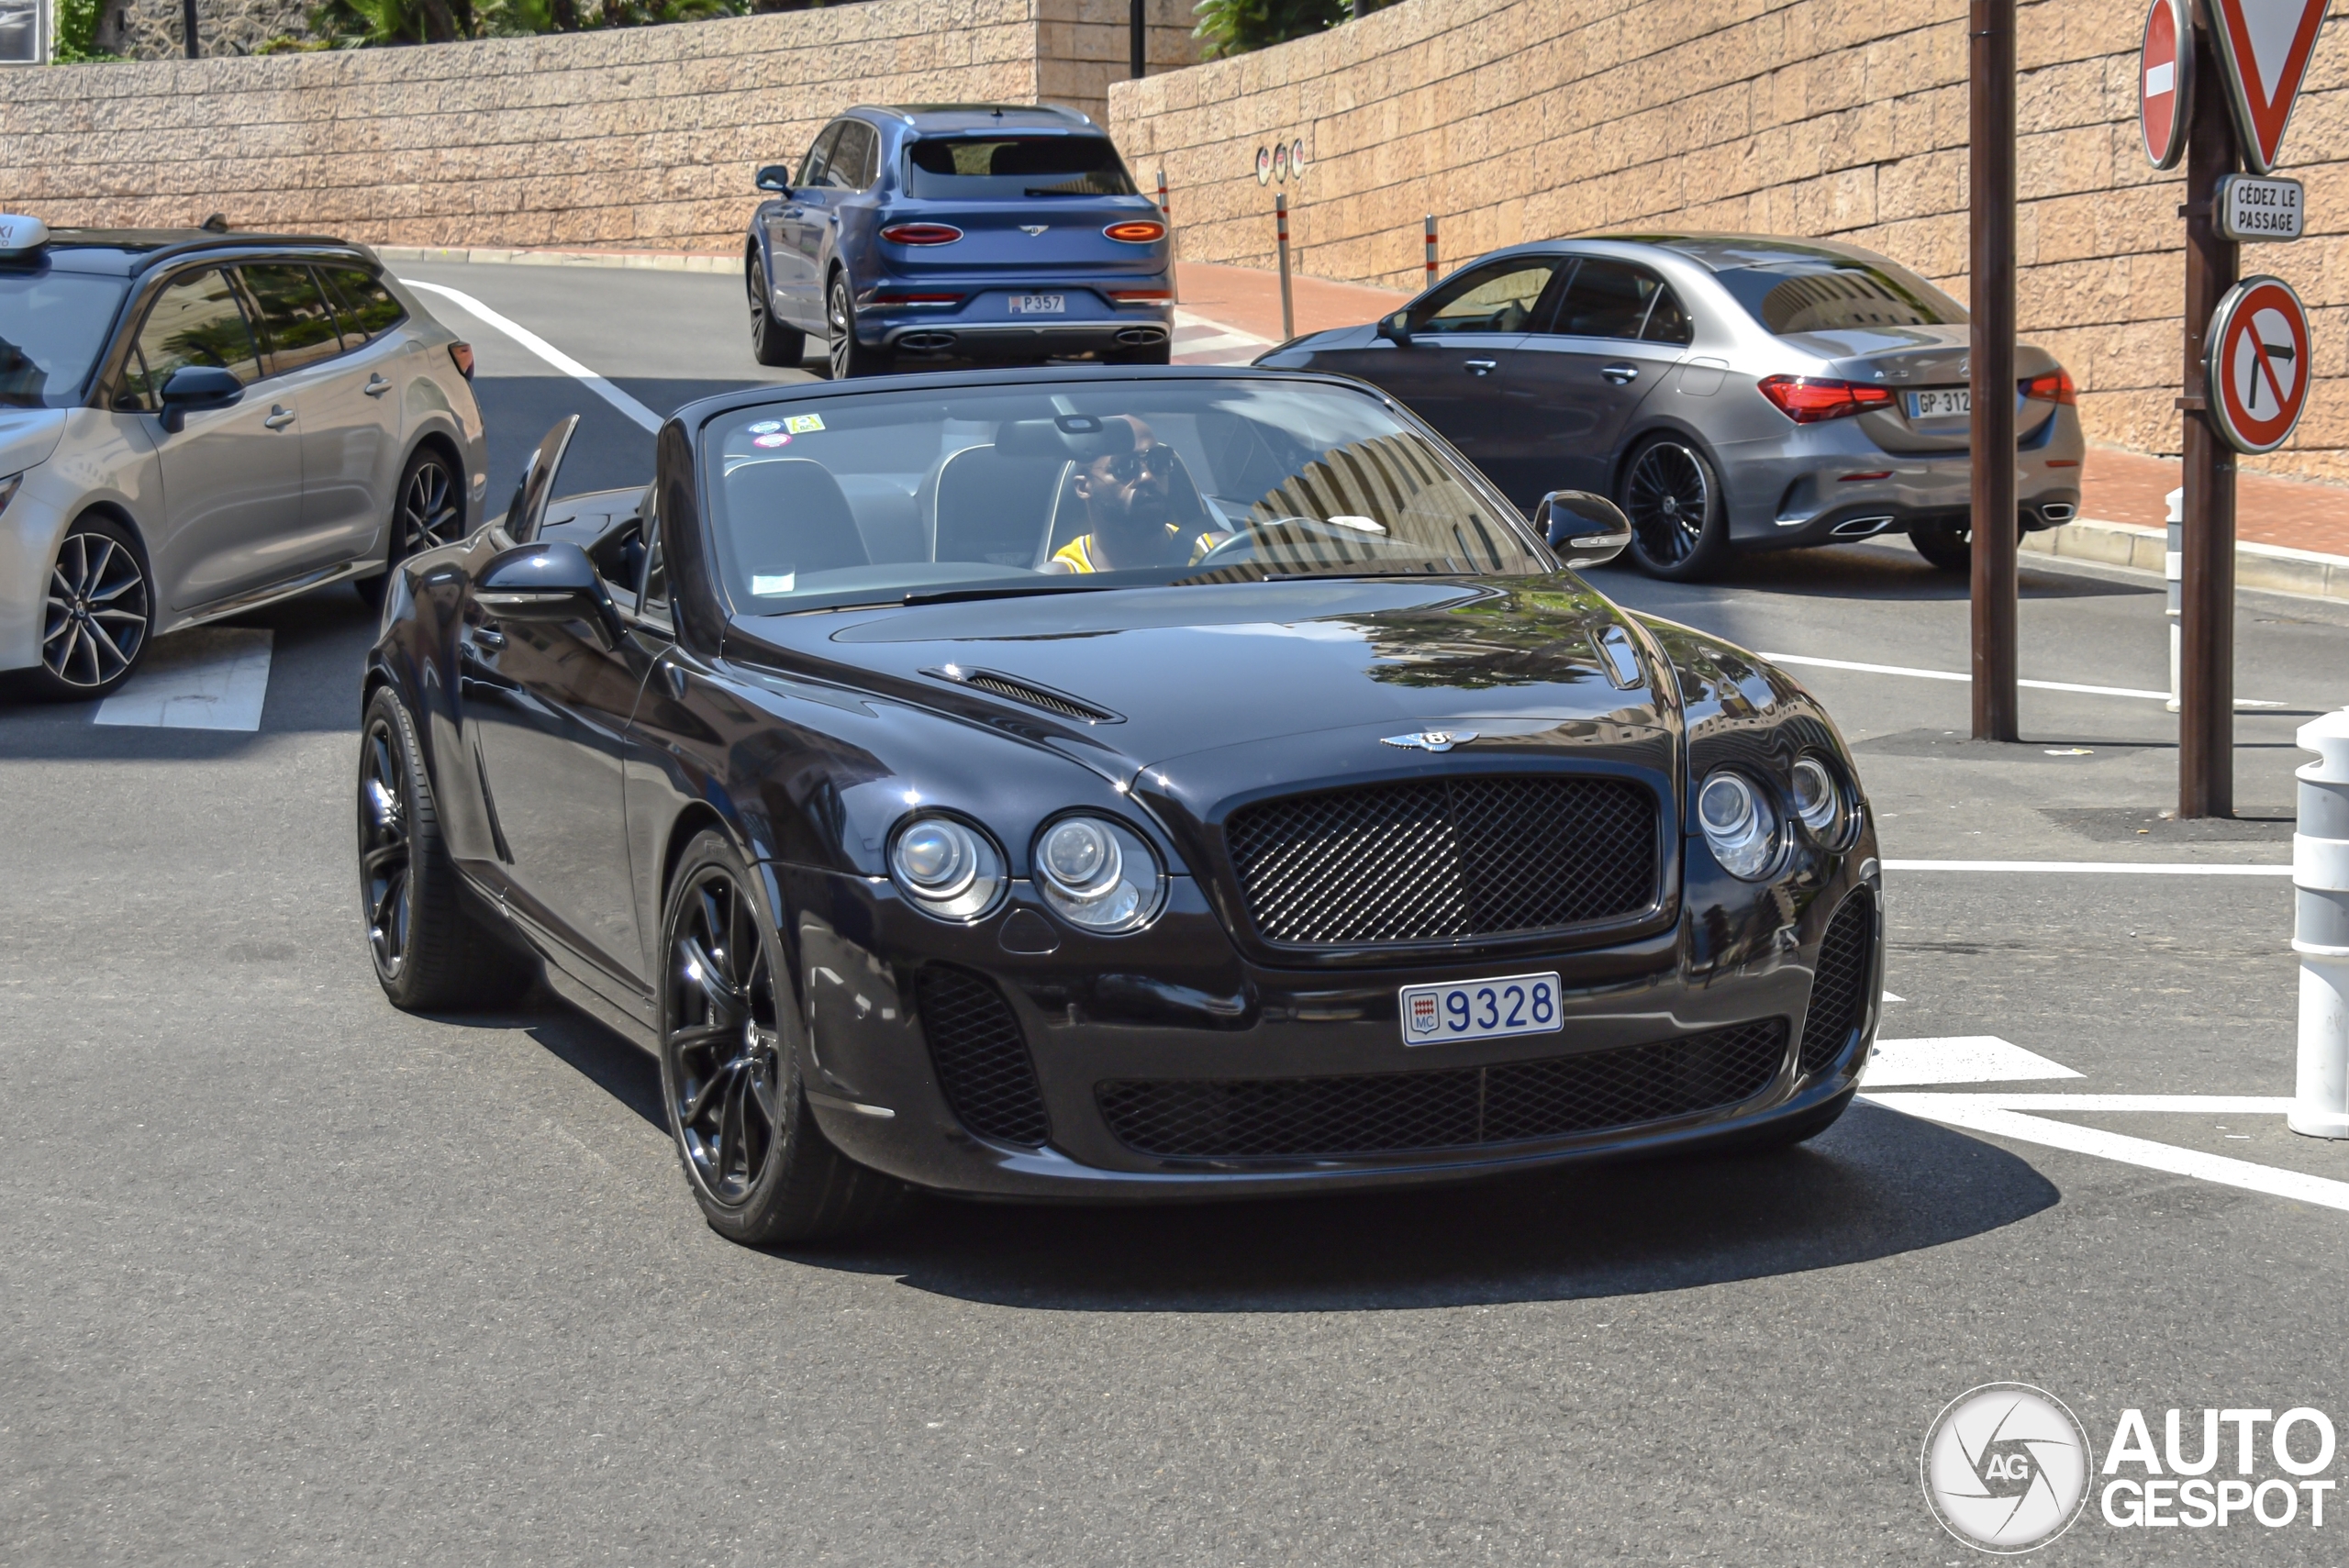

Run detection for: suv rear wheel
[[826, 274, 892, 379]]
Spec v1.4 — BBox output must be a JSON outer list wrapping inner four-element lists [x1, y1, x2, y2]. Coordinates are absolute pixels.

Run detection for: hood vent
[[928, 666, 1122, 724]]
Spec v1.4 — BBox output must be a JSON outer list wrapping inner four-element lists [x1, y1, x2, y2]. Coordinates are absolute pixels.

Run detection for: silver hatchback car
[[0, 218, 488, 699], [1258, 232, 2084, 579]]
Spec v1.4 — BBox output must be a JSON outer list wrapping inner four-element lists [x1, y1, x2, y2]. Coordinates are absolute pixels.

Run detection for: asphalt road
[[4, 259, 2345, 1565]]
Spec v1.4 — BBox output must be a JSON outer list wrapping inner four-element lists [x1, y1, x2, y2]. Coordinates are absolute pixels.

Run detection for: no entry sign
[[2140, 0, 2193, 169], [2208, 0, 2330, 173], [2207, 275, 2312, 452]]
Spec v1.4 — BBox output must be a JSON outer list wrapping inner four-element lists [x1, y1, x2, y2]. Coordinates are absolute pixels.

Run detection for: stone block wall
[[0, 0, 1197, 252], [1109, 0, 2349, 485]]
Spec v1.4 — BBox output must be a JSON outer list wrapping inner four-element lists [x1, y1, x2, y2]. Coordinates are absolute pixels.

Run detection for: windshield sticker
[[747, 420, 783, 434], [751, 432, 793, 449], [750, 573, 796, 595], [785, 414, 826, 434]]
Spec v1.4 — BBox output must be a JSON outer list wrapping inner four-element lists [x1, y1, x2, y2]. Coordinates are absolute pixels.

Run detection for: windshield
[[701, 379, 1549, 614], [1713, 258, 1965, 336], [0, 271, 128, 408], [904, 136, 1139, 198]]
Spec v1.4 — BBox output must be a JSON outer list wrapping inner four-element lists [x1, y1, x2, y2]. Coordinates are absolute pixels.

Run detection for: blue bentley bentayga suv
[[745, 104, 1175, 379]]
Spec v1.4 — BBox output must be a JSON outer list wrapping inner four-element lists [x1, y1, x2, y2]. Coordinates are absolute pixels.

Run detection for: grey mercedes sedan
[[0, 217, 488, 699], [1256, 232, 2084, 579]]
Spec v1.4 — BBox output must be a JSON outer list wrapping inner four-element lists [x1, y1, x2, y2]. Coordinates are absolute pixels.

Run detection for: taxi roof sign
[[2208, 0, 2329, 173], [0, 215, 50, 255]]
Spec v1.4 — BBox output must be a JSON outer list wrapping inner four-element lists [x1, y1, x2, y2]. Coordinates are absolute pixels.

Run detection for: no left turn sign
[[2207, 275, 2313, 452]]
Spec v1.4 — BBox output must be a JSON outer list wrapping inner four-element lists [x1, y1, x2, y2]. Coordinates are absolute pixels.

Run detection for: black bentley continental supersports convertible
[[356, 367, 1883, 1243]]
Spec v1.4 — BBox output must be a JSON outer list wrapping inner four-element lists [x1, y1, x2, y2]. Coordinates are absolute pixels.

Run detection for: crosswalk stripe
[[94, 628, 273, 731]]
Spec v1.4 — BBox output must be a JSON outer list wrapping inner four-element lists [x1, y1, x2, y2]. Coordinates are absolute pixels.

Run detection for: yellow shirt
[[1049, 528, 1223, 573]]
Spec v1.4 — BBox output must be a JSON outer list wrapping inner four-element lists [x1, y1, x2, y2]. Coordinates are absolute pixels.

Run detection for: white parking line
[[1863, 1091, 2349, 1214], [1759, 650, 2283, 707], [94, 628, 272, 730], [1884, 859, 2292, 875], [398, 278, 662, 434], [1860, 1037, 2083, 1086]]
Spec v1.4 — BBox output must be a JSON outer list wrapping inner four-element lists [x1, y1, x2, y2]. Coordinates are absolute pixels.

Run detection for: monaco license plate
[[1909, 387, 1971, 418], [1398, 972, 1564, 1046], [1010, 294, 1066, 315]]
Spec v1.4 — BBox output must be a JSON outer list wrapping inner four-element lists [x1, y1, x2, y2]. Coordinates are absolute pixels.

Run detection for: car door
[[774, 122, 845, 328], [459, 463, 659, 996], [1326, 257, 1567, 491], [272, 262, 407, 566], [122, 266, 306, 613], [236, 261, 383, 578], [1510, 257, 1693, 498]]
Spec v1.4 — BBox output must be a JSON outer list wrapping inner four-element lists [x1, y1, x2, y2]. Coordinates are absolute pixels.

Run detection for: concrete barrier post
[[2291, 706, 2349, 1139], [1275, 194, 1294, 341], [2165, 484, 2183, 713], [1424, 214, 1438, 284], [1157, 170, 1178, 304]]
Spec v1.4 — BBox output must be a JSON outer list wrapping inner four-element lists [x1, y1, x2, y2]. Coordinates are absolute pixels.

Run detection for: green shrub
[[52, 0, 122, 61], [1192, 0, 1388, 60]]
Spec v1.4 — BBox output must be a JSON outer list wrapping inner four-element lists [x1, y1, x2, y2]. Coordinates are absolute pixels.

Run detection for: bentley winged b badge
[[1381, 730, 1477, 752]]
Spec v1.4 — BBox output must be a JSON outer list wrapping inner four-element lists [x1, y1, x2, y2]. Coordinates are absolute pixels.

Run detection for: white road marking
[[94, 628, 272, 731], [1863, 1091, 2349, 1213], [1884, 859, 2292, 875], [1759, 650, 2283, 707], [397, 278, 662, 433], [1861, 1036, 2084, 1087], [1881, 990, 1904, 1002]]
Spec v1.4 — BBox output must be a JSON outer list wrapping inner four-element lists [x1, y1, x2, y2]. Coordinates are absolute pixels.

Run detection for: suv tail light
[[1103, 220, 1167, 243], [2021, 367, 2077, 405], [1107, 288, 1173, 304], [448, 342, 473, 380], [1756, 375, 1895, 423], [879, 223, 963, 246], [870, 291, 964, 308]]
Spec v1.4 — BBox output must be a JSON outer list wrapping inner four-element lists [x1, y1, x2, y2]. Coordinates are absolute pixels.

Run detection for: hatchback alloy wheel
[[40, 523, 150, 695], [397, 454, 463, 558]]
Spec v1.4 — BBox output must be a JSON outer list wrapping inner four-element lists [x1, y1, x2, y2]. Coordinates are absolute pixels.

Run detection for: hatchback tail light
[[448, 342, 473, 380], [1103, 220, 1167, 243], [879, 223, 963, 246], [2021, 367, 2077, 405], [1756, 374, 1895, 423]]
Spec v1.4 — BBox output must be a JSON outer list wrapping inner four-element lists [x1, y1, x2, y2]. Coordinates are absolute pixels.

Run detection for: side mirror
[[1537, 489, 1633, 569], [755, 164, 793, 195], [158, 364, 243, 433], [1375, 310, 1414, 345], [477, 540, 622, 647]]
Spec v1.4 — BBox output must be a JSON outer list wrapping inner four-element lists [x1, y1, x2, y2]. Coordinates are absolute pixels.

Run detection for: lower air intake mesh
[[1798, 890, 1876, 1075], [1096, 1019, 1787, 1161], [916, 965, 1050, 1146]]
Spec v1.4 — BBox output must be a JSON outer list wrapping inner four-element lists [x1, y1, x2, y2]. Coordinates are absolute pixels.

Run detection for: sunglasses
[[1099, 446, 1174, 484]]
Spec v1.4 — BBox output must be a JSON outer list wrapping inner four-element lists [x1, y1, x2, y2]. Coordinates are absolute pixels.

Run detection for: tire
[[28, 513, 152, 702], [358, 686, 532, 1011], [826, 273, 892, 380], [1908, 517, 2024, 573], [1619, 437, 1731, 580], [358, 447, 467, 610], [658, 830, 906, 1244], [748, 250, 806, 368]]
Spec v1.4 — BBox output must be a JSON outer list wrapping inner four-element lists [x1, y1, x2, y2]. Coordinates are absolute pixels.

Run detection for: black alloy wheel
[[658, 830, 904, 1243], [35, 514, 150, 701], [827, 274, 890, 380], [748, 252, 806, 367], [360, 449, 465, 608], [357, 687, 530, 1010], [1620, 438, 1730, 580]]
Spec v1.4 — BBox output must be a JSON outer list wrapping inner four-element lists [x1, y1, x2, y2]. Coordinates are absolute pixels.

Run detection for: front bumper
[[776, 840, 1883, 1201]]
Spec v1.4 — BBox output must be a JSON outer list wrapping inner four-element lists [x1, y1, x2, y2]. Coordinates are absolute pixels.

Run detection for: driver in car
[[1044, 416, 1229, 573]]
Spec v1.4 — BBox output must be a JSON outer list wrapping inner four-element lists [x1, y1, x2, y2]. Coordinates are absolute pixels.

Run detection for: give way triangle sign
[[2207, 0, 2329, 172]]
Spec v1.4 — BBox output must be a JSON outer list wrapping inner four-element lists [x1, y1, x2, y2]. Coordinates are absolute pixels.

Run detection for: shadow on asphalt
[[775, 1101, 2059, 1310]]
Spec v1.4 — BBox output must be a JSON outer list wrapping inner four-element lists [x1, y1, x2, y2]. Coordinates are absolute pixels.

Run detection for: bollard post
[[1157, 170, 1178, 305], [2165, 484, 2184, 713], [2291, 707, 2349, 1139], [1275, 193, 1294, 341], [1424, 214, 1438, 284]]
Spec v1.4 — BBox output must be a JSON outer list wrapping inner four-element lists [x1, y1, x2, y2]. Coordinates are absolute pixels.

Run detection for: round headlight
[[889, 815, 1005, 920], [1790, 756, 1842, 837], [1034, 815, 1163, 933], [1697, 770, 1779, 880]]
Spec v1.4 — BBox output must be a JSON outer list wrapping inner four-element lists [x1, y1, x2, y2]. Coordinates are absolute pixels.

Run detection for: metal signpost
[[1969, 0, 2020, 742], [2163, 0, 2326, 817]]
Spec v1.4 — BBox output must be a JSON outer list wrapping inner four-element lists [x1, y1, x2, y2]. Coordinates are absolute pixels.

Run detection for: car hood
[[736, 575, 1674, 785], [0, 407, 69, 476]]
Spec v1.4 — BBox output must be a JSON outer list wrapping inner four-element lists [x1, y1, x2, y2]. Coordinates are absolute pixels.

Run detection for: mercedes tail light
[[1103, 220, 1167, 244], [879, 223, 963, 246], [2021, 367, 2077, 405], [1756, 375, 1896, 424], [448, 342, 473, 380]]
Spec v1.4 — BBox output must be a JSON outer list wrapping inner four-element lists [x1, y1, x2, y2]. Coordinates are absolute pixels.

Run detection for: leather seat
[[722, 458, 868, 580], [919, 438, 1066, 569]]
